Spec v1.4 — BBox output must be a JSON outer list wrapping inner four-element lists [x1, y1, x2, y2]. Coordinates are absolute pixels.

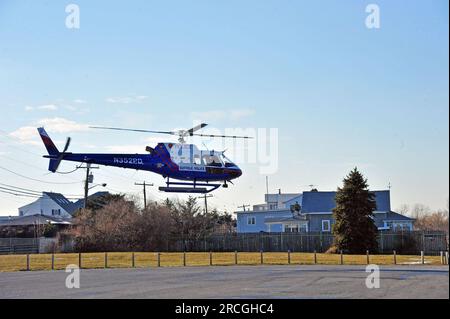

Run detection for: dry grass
[[0, 252, 445, 272]]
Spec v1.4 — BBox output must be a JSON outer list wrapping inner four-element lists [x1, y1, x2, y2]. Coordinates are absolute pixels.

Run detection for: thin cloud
[[24, 104, 58, 111], [38, 104, 58, 110], [105, 95, 149, 104], [37, 117, 89, 133], [9, 126, 41, 145], [191, 108, 255, 122], [9, 117, 90, 145]]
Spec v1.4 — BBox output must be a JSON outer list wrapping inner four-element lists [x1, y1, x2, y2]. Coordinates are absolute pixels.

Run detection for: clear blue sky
[[0, 0, 448, 215]]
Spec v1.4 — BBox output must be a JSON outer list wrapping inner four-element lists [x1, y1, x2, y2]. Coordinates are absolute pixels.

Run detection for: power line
[[0, 189, 41, 198], [0, 186, 41, 197], [0, 183, 42, 195], [0, 151, 87, 185], [0, 132, 43, 158], [0, 165, 82, 185], [0, 182, 84, 198]]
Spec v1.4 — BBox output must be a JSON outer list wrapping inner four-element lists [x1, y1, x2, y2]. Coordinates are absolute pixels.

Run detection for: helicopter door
[[171, 144, 206, 172]]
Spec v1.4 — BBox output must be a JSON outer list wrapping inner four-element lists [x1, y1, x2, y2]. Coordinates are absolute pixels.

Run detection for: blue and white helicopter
[[38, 124, 250, 193]]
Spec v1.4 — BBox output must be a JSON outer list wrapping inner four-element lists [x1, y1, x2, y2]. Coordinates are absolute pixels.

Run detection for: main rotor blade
[[191, 133, 253, 139], [186, 123, 208, 136], [89, 126, 176, 135]]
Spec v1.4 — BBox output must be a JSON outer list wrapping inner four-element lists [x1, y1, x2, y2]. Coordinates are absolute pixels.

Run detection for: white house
[[18, 192, 77, 218]]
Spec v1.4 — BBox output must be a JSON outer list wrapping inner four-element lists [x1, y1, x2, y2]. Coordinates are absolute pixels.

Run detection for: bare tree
[[69, 195, 236, 252], [414, 210, 449, 233], [396, 204, 409, 216], [70, 197, 140, 251], [410, 203, 431, 219]]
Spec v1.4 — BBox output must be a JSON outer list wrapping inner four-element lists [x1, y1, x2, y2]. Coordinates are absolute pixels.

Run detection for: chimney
[[277, 189, 283, 209]]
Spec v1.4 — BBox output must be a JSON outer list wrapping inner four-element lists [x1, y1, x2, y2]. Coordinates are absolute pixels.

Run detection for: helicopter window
[[222, 155, 237, 168], [193, 155, 202, 165], [202, 154, 223, 167]]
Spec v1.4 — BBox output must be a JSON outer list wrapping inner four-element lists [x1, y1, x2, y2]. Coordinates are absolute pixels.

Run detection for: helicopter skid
[[159, 181, 221, 194]]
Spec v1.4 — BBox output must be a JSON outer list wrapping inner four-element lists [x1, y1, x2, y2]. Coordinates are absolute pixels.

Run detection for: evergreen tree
[[332, 168, 378, 254]]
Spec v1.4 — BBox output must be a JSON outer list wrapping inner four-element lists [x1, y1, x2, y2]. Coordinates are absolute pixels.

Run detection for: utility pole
[[266, 176, 269, 210], [135, 181, 154, 209], [196, 194, 213, 214], [77, 164, 99, 209]]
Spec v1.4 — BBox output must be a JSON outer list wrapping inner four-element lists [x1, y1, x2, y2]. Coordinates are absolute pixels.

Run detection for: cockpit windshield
[[202, 154, 223, 167], [222, 154, 237, 168]]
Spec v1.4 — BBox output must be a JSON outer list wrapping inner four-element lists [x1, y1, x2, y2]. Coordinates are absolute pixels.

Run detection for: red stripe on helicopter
[[157, 146, 178, 172]]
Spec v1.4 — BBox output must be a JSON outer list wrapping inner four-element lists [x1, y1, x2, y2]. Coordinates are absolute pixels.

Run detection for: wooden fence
[[172, 231, 448, 255], [0, 231, 447, 255]]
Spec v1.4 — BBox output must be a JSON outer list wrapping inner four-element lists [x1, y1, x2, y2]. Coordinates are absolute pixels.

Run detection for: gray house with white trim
[[18, 192, 78, 218], [236, 190, 414, 233], [17, 191, 111, 219]]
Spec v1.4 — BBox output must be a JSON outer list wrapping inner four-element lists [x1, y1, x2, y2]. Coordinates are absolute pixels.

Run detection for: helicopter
[[37, 123, 251, 193]]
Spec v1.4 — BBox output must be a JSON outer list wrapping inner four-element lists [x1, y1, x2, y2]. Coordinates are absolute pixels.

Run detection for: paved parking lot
[[0, 265, 448, 299]]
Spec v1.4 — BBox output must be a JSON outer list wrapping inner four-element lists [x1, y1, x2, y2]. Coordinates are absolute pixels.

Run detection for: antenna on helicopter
[[202, 141, 210, 151], [89, 123, 253, 144]]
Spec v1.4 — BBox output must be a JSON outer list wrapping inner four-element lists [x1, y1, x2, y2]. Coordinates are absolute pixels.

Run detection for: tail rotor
[[37, 127, 72, 173]]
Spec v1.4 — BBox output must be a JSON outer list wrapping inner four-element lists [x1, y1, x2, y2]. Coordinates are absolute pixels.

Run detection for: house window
[[385, 221, 411, 231], [299, 223, 308, 233], [284, 224, 299, 233], [52, 209, 61, 216], [322, 220, 331, 232], [247, 216, 256, 225]]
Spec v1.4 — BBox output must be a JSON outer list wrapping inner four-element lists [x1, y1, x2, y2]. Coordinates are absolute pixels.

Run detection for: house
[[0, 214, 72, 227], [18, 192, 78, 218], [236, 189, 414, 233], [17, 191, 111, 219]]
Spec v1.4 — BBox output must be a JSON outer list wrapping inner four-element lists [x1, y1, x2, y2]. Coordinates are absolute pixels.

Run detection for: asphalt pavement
[[0, 265, 448, 299]]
